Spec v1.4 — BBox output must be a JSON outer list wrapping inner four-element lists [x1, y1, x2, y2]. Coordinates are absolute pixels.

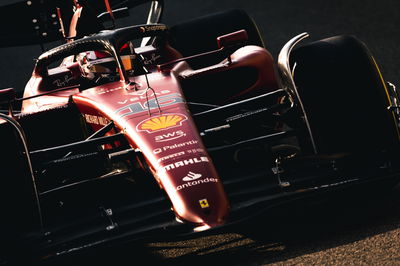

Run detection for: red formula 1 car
[[0, 0, 399, 263]]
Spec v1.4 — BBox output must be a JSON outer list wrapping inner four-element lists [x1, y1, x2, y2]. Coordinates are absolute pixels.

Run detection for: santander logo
[[182, 172, 202, 181], [176, 171, 219, 191]]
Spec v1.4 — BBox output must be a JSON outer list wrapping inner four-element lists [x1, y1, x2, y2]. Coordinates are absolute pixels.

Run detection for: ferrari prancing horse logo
[[199, 199, 210, 208], [137, 114, 187, 133]]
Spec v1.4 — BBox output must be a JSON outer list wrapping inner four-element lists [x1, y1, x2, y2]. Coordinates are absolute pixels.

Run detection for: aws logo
[[137, 114, 187, 133], [155, 130, 186, 142]]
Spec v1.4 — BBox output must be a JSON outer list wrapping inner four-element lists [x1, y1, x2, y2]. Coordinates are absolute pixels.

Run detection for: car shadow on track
[[149, 183, 400, 266], [38, 183, 400, 266]]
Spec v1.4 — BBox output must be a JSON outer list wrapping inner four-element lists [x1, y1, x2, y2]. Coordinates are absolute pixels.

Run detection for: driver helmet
[[77, 43, 135, 82]]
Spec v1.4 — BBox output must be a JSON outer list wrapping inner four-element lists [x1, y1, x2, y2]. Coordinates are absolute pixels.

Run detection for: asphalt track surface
[[1, 0, 400, 265]]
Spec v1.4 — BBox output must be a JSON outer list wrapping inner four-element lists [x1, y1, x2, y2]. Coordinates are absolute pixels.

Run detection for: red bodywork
[[21, 42, 278, 230]]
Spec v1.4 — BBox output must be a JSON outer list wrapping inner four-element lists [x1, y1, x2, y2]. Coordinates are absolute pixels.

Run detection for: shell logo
[[137, 114, 188, 133]]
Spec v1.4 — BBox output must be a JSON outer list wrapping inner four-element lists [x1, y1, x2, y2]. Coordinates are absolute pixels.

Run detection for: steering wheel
[[34, 23, 168, 86]]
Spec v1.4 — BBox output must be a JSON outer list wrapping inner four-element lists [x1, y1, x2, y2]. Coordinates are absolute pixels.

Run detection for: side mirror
[[158, 30, 249, 71], [0, 88, 16, 103], [217, 29, 249, 49], [217, 30, 248, 64], [0, 88, 16, 117]]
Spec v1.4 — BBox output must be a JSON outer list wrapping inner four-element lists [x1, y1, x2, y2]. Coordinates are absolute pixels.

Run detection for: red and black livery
[[0, 0, 399, 263]]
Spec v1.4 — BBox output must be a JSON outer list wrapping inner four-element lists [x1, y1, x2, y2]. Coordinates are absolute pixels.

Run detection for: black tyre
[[0, 122, 41, 263], [169, 9, 265, 68], [291, 35, 399, 154]]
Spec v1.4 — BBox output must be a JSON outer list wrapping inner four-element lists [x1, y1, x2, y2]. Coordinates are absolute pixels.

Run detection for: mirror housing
[[217, 29, 249, 49], [158, 30, 249, 71], [0, 88, 16, 116], [0, 88, 16, 103]]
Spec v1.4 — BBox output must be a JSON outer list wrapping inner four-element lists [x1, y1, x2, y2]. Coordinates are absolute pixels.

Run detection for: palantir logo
[[182, 172, 202, 181]]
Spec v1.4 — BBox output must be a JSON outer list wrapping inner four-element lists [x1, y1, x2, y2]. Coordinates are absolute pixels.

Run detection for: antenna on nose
[[104, 0, 116, 29]]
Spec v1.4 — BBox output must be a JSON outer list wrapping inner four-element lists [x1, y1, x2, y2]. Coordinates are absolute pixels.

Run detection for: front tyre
[[291, 35, 400, 154]]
